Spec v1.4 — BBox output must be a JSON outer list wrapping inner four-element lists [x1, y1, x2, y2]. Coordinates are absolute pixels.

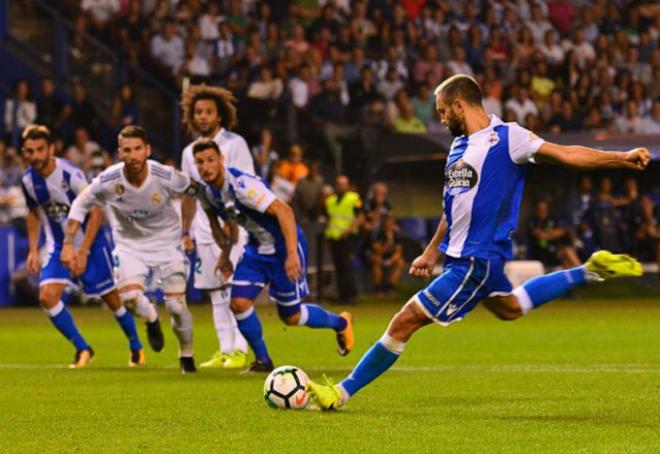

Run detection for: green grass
[[1, 297, 659, 453]]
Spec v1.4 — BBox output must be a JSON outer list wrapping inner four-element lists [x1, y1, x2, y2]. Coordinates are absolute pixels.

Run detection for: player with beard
[[66, 126, 199, 373], [180, 85, 251, 369], [305, 74, 650, 410], [21, 125, 144, 368]]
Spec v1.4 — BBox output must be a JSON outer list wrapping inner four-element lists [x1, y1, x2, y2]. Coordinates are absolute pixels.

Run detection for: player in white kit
[[180, 85, 250, 368], [67, 126, 200, 373]]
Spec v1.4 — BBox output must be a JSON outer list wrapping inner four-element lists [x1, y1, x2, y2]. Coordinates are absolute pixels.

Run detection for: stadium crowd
[[2, 0, 660, 301]]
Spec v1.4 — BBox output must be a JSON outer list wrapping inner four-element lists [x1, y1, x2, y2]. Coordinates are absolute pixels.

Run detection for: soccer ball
[[263, 365, 310, 409]]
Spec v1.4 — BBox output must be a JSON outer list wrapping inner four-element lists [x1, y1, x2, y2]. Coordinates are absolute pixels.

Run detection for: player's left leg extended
[[483, 250, 643, 320]]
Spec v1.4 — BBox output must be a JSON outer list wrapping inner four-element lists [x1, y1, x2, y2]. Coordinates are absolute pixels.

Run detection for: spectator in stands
[[593, 177, 623, 252], [614, 100, 656, 134], [276, 144, 308, 185], [117, 0, 149, 68], [548, 0, 576, 37], [80, 0, 120, 39], [363, 182, 391, 239], [549, 99, 583, 133], [68, 81, 98, 136], [4, 79, 36, 142], [539, 29, 565, 67], [198, 1, 224, 41], [150, 18, 185, 76], [370, 215, 405, 297], [636, 196, 660, 271], [65, 127, 102, 170], [528, 200, 580, 269], [393, 99, 427, 134], [527, 3, 554, 44], [325, 175, 363, 304], [0, 141, 22, 189], [111, 83, 141, 129], [412, 44, 443, 87], [505, 86, 538, 124], [293, 161, 324, 224], [311, 79, 347, 174], [481, 81, 502, 118], [446, 47, 473, 77], [410, 83, 434, 126], [378, 66, 405, 102], [648, 99, 660, 134], [36, 77, 68, 134], [247, 65, 283, 101], [251, 128, 278, 181]]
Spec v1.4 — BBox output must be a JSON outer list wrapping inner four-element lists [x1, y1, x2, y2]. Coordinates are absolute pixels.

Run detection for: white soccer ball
[[263, 365, 310, 409]]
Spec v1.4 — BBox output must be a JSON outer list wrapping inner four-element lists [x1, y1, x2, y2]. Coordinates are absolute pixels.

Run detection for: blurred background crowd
[[1, 0, 659, 304]]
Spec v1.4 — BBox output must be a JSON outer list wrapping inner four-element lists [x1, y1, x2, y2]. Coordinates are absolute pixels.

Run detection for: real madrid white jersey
[[21, 158, 87, 252], [181, 128, 254, 244], [69, 160, 196, 256], [440, 115, 545, 260]]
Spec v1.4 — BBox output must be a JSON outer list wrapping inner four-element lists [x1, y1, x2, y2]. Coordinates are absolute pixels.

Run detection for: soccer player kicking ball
[[21, 125, 144, 368], [192, 139, 354, 372], [66, 126, 200, 373], [180, 85, 252, 369], [306, 74, 650, 410]]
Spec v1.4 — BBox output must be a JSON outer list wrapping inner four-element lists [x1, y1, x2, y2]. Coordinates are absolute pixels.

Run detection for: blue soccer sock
[[47, 301, 90, 351], [113, 306, 142, 351], [339, 333, 405, 400], [298, 304, 347, 331], [513, 266, 589, 314], [236, 306, 271, 364]]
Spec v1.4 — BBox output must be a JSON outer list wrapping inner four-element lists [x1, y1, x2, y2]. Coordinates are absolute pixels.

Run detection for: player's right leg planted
[[307, 300, 430, 410], [201, 288, 248, 368], [39, 283, 94, 368], [232, 297, 274, 373]]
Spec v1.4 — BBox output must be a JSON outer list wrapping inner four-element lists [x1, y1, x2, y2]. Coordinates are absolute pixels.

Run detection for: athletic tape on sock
[[46, 301, 65, 317], [512, 286, 533, 314], [297, 305, 309, 326], [114, 306, 127, 317], [235, 306, 255, 321], [380, 333, 406, 355]]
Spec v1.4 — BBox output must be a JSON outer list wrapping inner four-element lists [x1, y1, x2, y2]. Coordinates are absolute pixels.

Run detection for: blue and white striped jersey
[[199, 167, 303, 255], [21, 158, 88, 252], [440, 115, 545, 260]]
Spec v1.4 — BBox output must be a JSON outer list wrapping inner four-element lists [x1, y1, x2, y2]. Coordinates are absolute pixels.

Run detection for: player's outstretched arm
[[25, 207, 42, 275], [266, 199, 301, 282], [535, 143, 650, 171], [410, 215, 447, 278]]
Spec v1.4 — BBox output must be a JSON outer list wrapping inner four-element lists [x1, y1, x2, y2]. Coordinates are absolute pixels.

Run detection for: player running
[[192, 139, 354, 372], [180, 85, 251, 369], [66, 125, 199, 373], [306, 74, 650, 409], [21, 125, 144, 368]]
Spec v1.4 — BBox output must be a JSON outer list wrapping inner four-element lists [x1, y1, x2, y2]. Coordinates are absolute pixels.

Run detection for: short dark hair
[[118, 125, 149, 144], [434, 74, 482, 106], [192, 139, 221, 155], [22, 124, 52, 144]]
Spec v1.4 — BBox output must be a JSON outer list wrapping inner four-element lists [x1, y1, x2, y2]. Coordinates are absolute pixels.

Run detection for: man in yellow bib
[[325, 175, 364, 303]]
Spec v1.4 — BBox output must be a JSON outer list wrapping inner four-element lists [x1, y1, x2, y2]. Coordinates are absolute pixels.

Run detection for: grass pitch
[[0, 293, 659, 453]]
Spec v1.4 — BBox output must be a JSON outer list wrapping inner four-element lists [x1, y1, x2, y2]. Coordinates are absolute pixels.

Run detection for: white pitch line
[[0, 364, 659, 374]]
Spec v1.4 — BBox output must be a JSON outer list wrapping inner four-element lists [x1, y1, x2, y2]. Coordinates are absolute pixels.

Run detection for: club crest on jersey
[[446, 159, 478, 195], [115, 184, 125, 195], [487, 131, 499, 146], [152, 192, 161, 205]]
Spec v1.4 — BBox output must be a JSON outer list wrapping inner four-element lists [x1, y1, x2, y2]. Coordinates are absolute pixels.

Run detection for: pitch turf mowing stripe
[[2, 363, 660, 373]]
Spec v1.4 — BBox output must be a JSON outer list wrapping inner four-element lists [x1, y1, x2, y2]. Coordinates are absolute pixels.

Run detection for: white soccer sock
[[211, 289, 235, 354], [135, 294, 158, 323], [165, 296, 194, 357]]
